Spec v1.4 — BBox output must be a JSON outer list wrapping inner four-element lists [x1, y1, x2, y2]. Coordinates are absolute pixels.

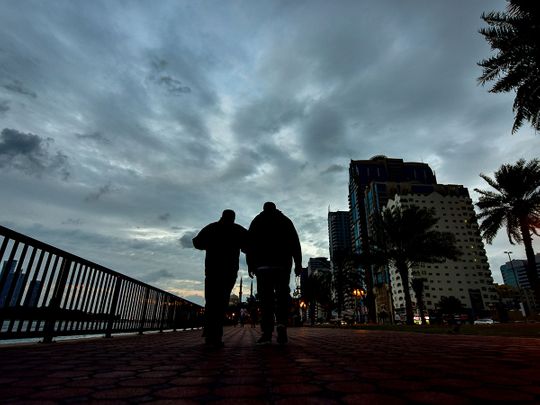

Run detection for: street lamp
[[504, 250, 527, 316], [299, 300, 307, 323], [504, 251, 519, 287], [352, 289, 362, 324]]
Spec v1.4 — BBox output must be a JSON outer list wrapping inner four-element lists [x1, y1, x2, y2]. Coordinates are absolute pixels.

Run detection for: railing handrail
[[0, 224, 203, 341], [0, 225, 195, 305]]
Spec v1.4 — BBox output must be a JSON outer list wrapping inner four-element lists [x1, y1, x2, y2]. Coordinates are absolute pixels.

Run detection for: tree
[[357, 205, 461, 325], [436, 296, 465, 329], [303, 270, 334, 323], [474, 158, 540, 307], [478, 1, 540, 133]]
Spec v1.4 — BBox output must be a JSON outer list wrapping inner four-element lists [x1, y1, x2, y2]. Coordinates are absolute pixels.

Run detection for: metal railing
[[0, 225, 203, 342]]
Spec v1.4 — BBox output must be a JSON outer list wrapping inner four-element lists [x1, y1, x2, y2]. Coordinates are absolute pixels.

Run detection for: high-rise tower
[[328, 210, 352, 315], [385, 186, 498, 320], [348, 156, 437, 321]]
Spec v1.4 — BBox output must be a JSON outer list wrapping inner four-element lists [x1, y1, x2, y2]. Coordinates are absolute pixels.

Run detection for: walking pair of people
[[192, 202, 302, 347]]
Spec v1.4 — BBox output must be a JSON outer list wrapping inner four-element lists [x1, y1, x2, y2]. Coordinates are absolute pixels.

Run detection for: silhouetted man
[[193, 209, 247, 347], [247, 202, 302, 345]]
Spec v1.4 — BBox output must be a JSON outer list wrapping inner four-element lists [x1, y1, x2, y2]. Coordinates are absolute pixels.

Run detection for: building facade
[[348, 156, 437, 321], [328, 211, 352, 263], [328, 210, 353, 314], [386, 187, 498, 320], [500, 254, 540, 312], [500, 254, 540, 289], [307, 257, 331, 276], [1, 260, 24, 307]]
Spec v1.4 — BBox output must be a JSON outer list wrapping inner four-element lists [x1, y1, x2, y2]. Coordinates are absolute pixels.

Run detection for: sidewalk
[[1, 326, 539, 404]]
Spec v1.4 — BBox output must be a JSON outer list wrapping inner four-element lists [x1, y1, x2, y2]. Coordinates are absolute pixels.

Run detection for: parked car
[[474, 318, 494, 325]]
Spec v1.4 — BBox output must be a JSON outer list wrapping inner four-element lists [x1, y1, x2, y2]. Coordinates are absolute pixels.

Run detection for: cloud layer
[[0, 1, 538, 305]]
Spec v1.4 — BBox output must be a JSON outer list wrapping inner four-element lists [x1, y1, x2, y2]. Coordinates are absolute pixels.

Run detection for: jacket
[[247, 209, 302, 271], [192, 220, 248, 273]]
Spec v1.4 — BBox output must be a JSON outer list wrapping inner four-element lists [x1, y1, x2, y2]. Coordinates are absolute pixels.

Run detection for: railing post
[[105, 277, 122, 338], [42, 258, 72, 343], [139, 287, 150, 335], [159, 296, 169, 333]]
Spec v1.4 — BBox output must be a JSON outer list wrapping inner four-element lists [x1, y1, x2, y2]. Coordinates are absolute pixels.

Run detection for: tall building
[[0, 260, 25, 307], [349, 156, 437, 255], [348, 156, 437, 320], [500, 254, 540, 312], [328, 210, 353, 314], [328, 211, 352, 262], [386, 186, 498, 320], [305, 257, 332, 322], [500, 254, 540, 289], [307, 257, 331, 276]]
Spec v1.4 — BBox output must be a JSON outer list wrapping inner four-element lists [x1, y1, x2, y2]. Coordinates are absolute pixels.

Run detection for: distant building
[[0, 260, 25, 307], [25, 279, 42, 307], [500, 254, 540, 313], [328, 211, 352, 263], [349, 156, 437, 256], [385, 186, 498, 319], [349, 156, 437, 321], [305, 257, 332, 322], [307, 257, 331, 276], [328, 210, 354, 314], [500, 254, 540, 289]]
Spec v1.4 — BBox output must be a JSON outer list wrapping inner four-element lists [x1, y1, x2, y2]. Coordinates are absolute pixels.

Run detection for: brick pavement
[[1, 326, 539, 404]]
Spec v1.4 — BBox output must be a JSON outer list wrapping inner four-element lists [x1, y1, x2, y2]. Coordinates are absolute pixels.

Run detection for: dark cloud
[[62, 218, 83, 226], [2, 79, 37, 98], [158, 76, 191, 95], [232, 96, 305, 141], [321, 164, 346, 175], [143, 268, 175, 283], [179, 231, 197, 249], [75, 131, 111, 144], [158, 212, 171, 222], [0, 100, 9, 114], [0, 0, 530, 297], [301, 103, 347, 159], [149, 58, 192, 95], [84, 183, 113, 202], [0, 128, 69, 179]]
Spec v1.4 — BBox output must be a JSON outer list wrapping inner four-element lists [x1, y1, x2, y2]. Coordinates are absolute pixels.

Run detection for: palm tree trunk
[[398, 262, 414, 325], [520, 218, 540, 309]]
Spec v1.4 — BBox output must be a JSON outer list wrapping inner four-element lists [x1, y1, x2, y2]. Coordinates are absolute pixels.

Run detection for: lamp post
[[504, 251, 519, 287], [352, 289, 361, 324], [505, 250, 526, 316], [299, 300, 307, 324]]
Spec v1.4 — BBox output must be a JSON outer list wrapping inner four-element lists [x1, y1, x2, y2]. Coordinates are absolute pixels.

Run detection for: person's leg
[[256, 270, 275, 338], [204, 274, 221, 343], [275, 269, 292, 344], [216, 273, 237, 339]]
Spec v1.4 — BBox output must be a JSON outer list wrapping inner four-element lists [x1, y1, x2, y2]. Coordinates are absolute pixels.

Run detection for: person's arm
[[289, 220, 302, 276], [246, 222, 256, 278], [192, 225, 210, 250], [239, 225, 249, 254]]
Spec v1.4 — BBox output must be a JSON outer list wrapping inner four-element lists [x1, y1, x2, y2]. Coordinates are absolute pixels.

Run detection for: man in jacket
[[193, 209, 248, 347], [247, 202, 302, 345]]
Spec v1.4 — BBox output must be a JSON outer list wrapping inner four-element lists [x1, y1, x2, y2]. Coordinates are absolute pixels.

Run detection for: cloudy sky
[[1, 0, 538, 305]]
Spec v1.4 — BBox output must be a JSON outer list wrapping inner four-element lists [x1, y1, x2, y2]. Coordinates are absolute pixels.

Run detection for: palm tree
[[357, 205, 461, 325], [474, 158, 540, 307], [478, 1, 540, 133]]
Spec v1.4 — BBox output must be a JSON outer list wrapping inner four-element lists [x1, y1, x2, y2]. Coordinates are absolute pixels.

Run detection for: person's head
[[220, 209, 236, 224], [263, 201, 277, 212]]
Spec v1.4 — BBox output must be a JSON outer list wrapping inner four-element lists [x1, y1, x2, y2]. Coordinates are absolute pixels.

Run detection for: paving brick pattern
[[1, 327, 539, 403]]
